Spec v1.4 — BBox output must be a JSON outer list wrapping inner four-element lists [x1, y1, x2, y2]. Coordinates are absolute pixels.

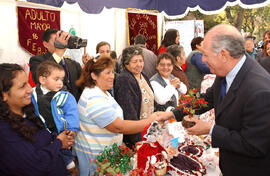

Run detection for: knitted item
[[136, 122, 167, 172]]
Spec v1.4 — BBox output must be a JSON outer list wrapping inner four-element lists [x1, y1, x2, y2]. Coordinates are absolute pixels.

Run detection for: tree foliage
[[182, 4, 270, 40]]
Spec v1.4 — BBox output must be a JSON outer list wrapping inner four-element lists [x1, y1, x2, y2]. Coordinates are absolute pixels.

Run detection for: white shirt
[[150, 76, 187, 106]]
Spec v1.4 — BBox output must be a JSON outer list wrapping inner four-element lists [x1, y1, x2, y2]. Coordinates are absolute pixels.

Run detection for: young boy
[[31, 60, 79, 175]]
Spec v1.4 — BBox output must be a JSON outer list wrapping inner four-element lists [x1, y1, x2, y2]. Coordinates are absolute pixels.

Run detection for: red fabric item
[[157, 46, 167, 55], [141, 123, 152, 141], [28, 70, 36, 88], [137, 142, 166, 171], [137, 123, 167, 171], [17, 6, 60, 55], [181, 63, 187, 71], [127, 12, 158, 54]]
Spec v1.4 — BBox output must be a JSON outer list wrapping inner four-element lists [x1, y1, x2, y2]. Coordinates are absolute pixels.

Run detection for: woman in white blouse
[[150, 52, 187, 111]]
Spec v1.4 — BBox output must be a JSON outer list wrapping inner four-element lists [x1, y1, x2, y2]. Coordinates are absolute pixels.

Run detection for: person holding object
[[0, 63, 74, 176], [180, 24, 270, 176], [73, 56, 173, 175], [29, 29, 83, 101], [31, 61, 80, 175], [82, 47, 93, 67], [150, 52, 187, 111]]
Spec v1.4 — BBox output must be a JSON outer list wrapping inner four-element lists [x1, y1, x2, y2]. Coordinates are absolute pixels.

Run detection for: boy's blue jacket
[[31, 88, 80, 133]]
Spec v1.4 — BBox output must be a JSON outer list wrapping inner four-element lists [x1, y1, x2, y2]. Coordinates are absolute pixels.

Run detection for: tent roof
[[27, 0, 270, 16]]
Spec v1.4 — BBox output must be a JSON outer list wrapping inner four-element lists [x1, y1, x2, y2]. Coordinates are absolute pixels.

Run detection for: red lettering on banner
[[17, 6, 60, 56]]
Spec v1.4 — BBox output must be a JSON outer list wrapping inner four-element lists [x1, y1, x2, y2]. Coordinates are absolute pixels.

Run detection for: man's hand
[[186, 118, 213, 136], [82, 47, 93, 65]]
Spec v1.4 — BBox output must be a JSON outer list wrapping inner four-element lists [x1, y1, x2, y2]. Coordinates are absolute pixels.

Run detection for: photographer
[[29, 29, 87, 101]]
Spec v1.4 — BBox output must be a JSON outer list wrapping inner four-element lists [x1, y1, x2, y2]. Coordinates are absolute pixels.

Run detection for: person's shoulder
[[117, 70, 131, 80], [29, 53, 48, 63], [260, 56, 270, 64], [150, 73, 159, 81], [58, 90, 76, 99], [144, 48, 156, 56], [193, 52, 202, 57], [64, 57, 80, 65]]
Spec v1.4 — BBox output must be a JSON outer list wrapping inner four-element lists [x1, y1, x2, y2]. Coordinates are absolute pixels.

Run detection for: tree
[[182, 4, 270, 41]]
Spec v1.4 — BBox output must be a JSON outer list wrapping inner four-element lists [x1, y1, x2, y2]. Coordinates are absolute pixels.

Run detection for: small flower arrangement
[[177, 89, 208, 128], [93, 143, 135, 176]]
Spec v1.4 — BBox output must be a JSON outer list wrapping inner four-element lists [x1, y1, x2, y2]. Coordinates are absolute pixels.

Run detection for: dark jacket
[[259, 56, 270, 74], [195, 55, 270, 175], [0, 119, 66, 176], [114, 68, 153, 148], [185, 51, 210, 92], [29, 52, 82, 101]]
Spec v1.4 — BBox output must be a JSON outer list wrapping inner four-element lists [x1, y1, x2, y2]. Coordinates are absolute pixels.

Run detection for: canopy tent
[[1, 0, 270, 66], [27, 0, 270, 17]]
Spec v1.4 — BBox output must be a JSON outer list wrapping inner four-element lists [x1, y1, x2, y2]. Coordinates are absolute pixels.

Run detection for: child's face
[[40, 69, 65, 91]]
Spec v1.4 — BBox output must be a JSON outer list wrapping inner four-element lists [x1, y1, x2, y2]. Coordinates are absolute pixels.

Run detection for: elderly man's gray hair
[[211, 34, 245, 58]]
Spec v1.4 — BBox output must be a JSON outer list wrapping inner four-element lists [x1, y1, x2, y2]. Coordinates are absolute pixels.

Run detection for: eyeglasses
[[159, 63, 173, 67]]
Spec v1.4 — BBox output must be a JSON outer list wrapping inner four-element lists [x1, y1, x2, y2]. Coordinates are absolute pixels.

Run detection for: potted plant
[[177, 89, 208, 128]]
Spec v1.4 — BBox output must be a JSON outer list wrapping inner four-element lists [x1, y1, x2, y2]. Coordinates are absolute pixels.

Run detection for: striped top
[[73, 86, 123, 174]]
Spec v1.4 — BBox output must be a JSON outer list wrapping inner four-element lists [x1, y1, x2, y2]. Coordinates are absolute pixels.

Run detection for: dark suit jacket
[[29, 52, 82, 101], [114, 68, 153, 148], [260, 56, 270, 74], [197, 55, 270, 175]]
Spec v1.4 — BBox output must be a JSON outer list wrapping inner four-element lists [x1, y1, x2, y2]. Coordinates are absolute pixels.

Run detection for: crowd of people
[[1, 24, 270, 176]]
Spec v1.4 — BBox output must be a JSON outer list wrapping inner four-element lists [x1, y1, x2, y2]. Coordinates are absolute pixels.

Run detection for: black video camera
[[54, 32, 87, 49]]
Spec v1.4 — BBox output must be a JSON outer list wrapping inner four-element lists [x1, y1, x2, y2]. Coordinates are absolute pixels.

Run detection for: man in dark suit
[[29, 29, 83, 101], [184, 24, 270, 175]]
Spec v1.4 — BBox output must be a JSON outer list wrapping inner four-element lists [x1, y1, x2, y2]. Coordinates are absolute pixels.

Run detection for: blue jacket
[[31, 89, 80, 133]]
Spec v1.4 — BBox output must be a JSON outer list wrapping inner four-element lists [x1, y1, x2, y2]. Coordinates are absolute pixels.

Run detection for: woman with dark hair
[[73, 56, 172, 175], [158, 29, 187, 71], [158, 29, 179, 55], [263, 40, 270, 57], [0, 63, 73, 176], [255, 30, 270, 63], [259, 40, 270, 74]]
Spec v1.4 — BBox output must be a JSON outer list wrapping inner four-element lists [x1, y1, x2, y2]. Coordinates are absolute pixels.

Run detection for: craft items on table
[[178, 88, 208, 128], [94, 120, 219, 175], [131, 121, 168, 176], [93, 143, 135, 176], [164, 121, 219, 176]]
